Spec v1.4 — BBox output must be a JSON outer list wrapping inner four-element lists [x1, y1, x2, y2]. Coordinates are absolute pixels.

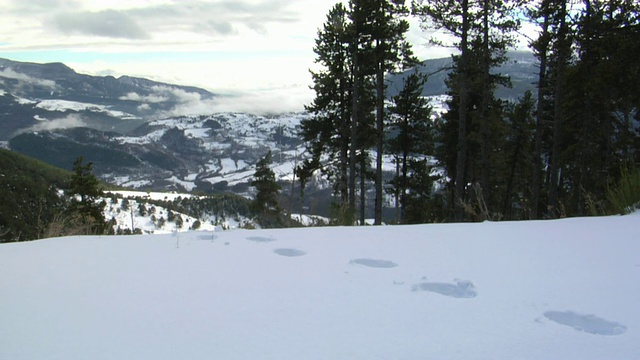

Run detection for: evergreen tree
[[502, 91, 536, 219], [251, 151, 283, 228], [299, 3, 361, 223], [561, 0, 640, 215], [302, 1, 411, 225], [387, 70, 434, 223], [68, 156, 106, 234], [402, 158, 439, 223], [527, 0, 554, 219], [355, 0, 415, 225], [524, 0, 639, 218], [545, 0, 572, 219], [413, 0, 522, 220], [413, 0, 477, 220]]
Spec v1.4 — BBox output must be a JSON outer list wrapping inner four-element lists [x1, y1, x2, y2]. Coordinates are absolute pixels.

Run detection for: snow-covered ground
[[102, 190, 248, 233], [1, 213, 639, 359]]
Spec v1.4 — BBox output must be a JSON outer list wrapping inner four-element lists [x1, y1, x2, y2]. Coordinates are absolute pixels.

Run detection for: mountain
[[8, 113, 307, 193], [0, 58, 215, 140], [388, 51, 538, 100]]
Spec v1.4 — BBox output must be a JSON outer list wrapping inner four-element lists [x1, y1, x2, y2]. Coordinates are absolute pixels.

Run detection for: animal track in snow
[[412, 279, 477, 299], [543, 310, 627, 336], [273, 248, 306, 257], [246, 236, 276, 243], [349, 258, 398, 268]]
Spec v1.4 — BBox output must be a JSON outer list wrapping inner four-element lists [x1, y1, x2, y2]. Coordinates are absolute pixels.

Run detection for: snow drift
[[1, 214, 639, 359]]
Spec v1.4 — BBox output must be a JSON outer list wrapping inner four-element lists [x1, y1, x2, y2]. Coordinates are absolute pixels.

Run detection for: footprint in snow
[[198, 234, 218, 241], [543, 310, 627, 336], [349, 258, 398, 268], [273, 248, 307, 257], [412, 279, 477, 299], [246, 236, 276, 243]]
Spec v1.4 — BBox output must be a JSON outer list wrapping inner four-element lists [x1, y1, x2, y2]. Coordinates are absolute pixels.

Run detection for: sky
[[0, 0, 455, 114], [0, 0, 532, 114]]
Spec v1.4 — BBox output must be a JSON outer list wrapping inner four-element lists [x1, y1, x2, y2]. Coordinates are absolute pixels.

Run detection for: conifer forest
[[299, 0, 640, 224]]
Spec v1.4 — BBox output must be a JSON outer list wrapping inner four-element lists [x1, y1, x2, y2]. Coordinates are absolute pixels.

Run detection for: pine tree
[[563, 0, 640, 215], [299, 3, 358, 222], [546, 0, 572, 219], [502, 91, 535, 219], [354, 0, 415, 225], [251, 151, 283, 228], [413, 0, 522, 220], [387, 70, 434, 223], [413, 0, 477, 220], [402, 158, 439, 223], [68, 156, 106, 234], [301, 1, 413, 225], [527, 0, 554, 219]]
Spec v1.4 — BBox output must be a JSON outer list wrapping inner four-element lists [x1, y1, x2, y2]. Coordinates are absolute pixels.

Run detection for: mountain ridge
[[0, 57, 217, 140]]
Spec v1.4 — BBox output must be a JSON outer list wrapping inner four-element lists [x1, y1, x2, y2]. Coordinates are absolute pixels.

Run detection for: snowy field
[[1, 214, 639, 359]]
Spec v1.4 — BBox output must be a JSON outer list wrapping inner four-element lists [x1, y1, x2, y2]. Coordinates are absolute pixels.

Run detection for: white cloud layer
[[0, 68, 57, 89], [28, 114, 86, 132], [119, 92, 169, 104]]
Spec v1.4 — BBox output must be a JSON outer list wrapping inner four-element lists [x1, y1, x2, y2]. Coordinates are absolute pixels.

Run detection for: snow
[[109, 190, 200, 202], [184, 128, 210, 139], [15, 97, 37, 105], [1, 214, 639, 359], [165, 176, 197, 192], [115, 129, 166, 145]]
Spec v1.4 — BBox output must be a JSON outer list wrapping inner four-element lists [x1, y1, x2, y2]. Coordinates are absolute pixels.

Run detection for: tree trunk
[[530, 3, 550, 220], [375, 53, 385, 225], [349, 5, 361, 222], [480, 0, 491, 208], [454, 0, 470, 221], [548, 0, 569, 219], [360, 156, 367, 225]]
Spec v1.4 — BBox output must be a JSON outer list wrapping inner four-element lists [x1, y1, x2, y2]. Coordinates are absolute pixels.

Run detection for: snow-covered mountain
[[9, 112, 310, 194], [0, 57, 215, 140], [2, 212, 638, 359]]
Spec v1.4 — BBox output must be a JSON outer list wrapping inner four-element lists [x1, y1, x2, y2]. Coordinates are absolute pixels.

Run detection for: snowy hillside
[[115, 112, 307, 191], [103, 190, 254, 233], [1, 214, 639, 359]]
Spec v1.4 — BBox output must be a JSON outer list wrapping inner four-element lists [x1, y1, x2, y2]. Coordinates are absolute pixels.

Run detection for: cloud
[[52, 10, 150, 40], [151, 86, 202, 104], [119, 92, 169, 103], [127, 0, 299, 37], [8, 0, 80, 14], [211, 86, 313, 115], [28, 114, 86, 132], [0, 68, 57, 89], [162, 85, 313, 117], [144, 84, 310, 117], [202, 20, 236, 36]]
